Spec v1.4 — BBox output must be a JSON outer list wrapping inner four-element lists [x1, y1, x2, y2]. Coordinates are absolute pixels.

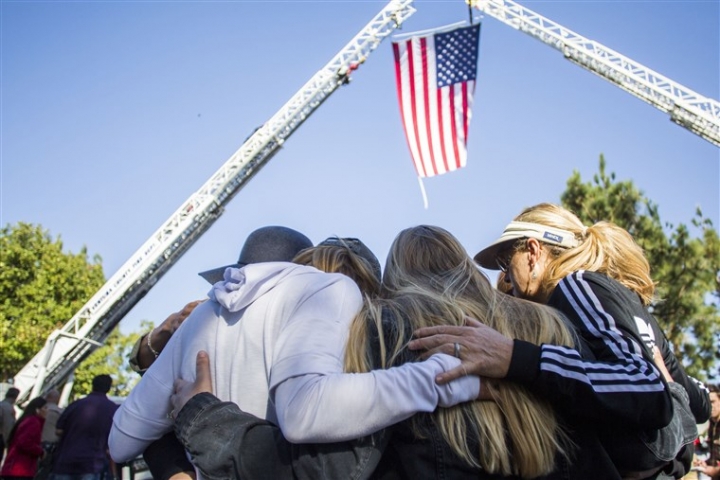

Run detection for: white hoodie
[[109, 262, 478, 462]]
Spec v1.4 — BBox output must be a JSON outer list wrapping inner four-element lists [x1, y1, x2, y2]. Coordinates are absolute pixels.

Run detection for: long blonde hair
[[513, 203, 656, 305], [345, 225, 575, 477], [293, 241, 381, 297]]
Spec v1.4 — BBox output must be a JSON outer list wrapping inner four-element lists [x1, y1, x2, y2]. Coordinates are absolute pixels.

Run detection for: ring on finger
[[167, 409, 175, 420], [453, 342, 461, 358]]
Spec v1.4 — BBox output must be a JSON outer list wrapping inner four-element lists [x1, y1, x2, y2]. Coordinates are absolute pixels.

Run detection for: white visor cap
[[474, 221, 580, 269]]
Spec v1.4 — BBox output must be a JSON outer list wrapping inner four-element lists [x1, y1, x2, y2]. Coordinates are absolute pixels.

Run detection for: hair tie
[[581, 226, 589, 238]]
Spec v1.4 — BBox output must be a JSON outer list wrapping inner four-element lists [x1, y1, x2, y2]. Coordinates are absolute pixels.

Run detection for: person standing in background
[[0, 387, 20, 466], [34, 390, 63, 480], [49, 375, 118, 480], [40, 390, 62, 451], [0, 396, 47, 480], [695, 385, 720, 479]]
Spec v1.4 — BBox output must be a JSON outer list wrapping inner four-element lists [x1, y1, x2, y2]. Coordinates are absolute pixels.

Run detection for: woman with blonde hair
[[292, 236, 382, 298], [345, 225, 578, 478], [412, 203, 709, 479]]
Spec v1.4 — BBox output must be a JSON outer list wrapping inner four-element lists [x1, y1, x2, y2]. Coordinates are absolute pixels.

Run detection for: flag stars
[[435, 25, 480, 87]]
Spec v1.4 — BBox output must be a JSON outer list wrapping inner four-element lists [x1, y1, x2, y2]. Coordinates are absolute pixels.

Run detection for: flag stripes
[[392, 24, 480, 178]]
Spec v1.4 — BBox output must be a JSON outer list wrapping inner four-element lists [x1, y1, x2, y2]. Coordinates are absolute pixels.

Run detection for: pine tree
[[561, 156, 720, 380]]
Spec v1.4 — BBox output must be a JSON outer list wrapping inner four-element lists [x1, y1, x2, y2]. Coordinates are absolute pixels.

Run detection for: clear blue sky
[[2, 0, 718, 344]]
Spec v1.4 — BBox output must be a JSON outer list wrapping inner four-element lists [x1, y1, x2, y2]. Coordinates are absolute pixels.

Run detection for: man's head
[[4, 387, 19, 403], [45, 389, 60, 405], [199, 226, 313, 284], [92, 374, 113, 394], [709, 384, 720, 422]]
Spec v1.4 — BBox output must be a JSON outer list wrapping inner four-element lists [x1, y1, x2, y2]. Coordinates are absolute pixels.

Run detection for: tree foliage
[[0, 223, 147, 398], [0, 223, 106, 381], [561, 156, 720, 380], [71, 322, 147, 400]]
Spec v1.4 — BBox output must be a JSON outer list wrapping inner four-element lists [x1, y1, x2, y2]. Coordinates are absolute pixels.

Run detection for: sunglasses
[[496, 250, 514, 273], [319, 237, 363, 253], [496, 239, 525, 273]]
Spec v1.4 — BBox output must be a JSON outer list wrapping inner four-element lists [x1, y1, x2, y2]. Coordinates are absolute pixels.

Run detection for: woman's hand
[[408, 316, 514, 384], [651, 346, 673, 383]]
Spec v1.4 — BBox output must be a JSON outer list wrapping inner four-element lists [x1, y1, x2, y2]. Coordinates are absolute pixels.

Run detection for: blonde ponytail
[[515, 204, 656, 304]]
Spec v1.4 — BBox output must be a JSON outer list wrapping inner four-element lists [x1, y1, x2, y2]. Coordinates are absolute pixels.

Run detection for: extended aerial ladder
[[470, 0, 720, 147], [11, 0, 417, 405], [13, 0, 718, 404]]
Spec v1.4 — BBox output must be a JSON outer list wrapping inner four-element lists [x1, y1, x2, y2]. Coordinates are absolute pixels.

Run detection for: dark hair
[[7, 396, 46, 445], [92, 374, 112, 394], [708, 384, 720, 395], [4, 387, 19, 400]]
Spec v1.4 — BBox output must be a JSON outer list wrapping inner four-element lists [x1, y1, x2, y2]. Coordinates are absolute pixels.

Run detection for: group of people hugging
[[107, 202, 711, 480]]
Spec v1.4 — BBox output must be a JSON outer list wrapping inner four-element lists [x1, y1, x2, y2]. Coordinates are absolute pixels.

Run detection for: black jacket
[[507, 271, 709, 478]]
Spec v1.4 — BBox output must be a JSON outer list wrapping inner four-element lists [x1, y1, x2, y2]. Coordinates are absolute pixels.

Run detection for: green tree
[[71, 323, 146, 400], [0, 223, 106, 381], [561, 156, 720, 380]]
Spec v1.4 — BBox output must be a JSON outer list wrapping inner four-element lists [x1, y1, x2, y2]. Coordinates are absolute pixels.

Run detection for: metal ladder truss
[[12, 0, 417, 404], [471, 0, 720, 147]]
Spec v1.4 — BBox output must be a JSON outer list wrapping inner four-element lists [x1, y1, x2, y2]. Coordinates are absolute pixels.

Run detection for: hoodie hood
[[209, 262, 310, 313]]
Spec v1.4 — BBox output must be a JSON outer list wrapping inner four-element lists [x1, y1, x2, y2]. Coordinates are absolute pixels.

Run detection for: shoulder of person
[[559, 271, 639, 302], [58, 399, 81, 415], [562, 270, 614, 288]]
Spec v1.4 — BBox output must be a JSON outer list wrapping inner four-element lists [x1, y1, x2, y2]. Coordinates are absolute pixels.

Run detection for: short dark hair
[[4, 387, 19, 400], [708, 384, 720, 395], [92, 375, 112, 394]]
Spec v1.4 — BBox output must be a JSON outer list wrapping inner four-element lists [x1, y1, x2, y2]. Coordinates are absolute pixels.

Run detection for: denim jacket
[[174, 392, 385, 480], [172, 392, 625, 480]]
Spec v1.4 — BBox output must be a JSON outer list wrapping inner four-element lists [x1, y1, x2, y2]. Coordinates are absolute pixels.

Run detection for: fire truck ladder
[[12, 0, 417, 405], [471, 0, 720, 147]]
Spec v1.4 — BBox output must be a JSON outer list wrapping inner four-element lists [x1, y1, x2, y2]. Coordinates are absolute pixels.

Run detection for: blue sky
[[2, 0, 718, 345]]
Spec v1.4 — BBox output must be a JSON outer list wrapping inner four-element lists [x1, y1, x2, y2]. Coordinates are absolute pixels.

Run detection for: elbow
[[107, 431, 134, 463], [109, 449, 134, 464], [277, 406, 329, 443], [108, 447, 129, 464], [278, 411, 309, 443], [690, 390, 711, 424], [283, 429, 305, 444], [693, 404, 711, 424]]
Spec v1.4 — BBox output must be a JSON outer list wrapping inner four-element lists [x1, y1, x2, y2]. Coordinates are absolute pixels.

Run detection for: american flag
[[392, 23, 480, 178]]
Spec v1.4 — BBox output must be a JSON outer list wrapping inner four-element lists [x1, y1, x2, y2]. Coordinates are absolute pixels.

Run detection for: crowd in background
[[0, 376, 118, 480]]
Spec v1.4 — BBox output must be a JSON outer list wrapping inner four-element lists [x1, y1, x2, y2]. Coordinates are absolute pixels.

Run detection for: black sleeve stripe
[[560, 272, 643, 360], [535, 271, 665, 393], [541, 346, 666, 390]]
